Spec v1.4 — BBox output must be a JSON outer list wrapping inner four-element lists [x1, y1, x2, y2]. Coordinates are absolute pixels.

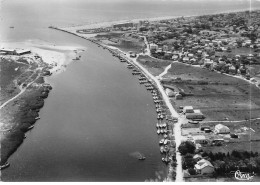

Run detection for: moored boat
[[0, 162, 10, 170]]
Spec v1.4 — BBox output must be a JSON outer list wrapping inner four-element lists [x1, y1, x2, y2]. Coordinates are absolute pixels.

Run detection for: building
[[0, 48, 16, 55], [149, 43, 158, 51], [113, 22, 133, 29], [186, 112, 205, 120], [195, 159, 214, 174], [192, 135, 207, 144], [162, 45, 169, 51], [16, 49, 31, 55], [183, 106, 194, 113], [165, 88, 174, 97], [175, 93, 183, 100], [214, 124, 230, 134], [193, 154, 202, 161]]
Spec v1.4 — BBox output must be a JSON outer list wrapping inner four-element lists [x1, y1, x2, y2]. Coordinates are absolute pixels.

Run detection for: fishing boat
[[0, 162, 10, 170], [138, 156, 146, 160], [163, 139, 168, 145], [160, 129, 164, 134], [160, 146, 164, 153], [27, 125, 34, 130], [159, 139, 164, 145]]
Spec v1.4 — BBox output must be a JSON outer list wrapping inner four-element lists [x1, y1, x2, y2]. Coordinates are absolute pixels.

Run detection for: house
[[195, 159, 214, 174], [183, 57, 189, 62], [175, 93, 183, 100], [165, 88, 174, 97], [183, 106, 194, 113], [16, 49, 31, 55], [192, 135, 207, 144], [214, 124, 230, 134], [0, 48, 16, 55], [172, 55, 179, 60], [193, 154, 202, 161], [149, 43, 158, 51]]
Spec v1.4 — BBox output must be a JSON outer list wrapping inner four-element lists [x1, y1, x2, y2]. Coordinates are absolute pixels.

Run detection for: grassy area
[[136, 55, 172, 76], [163, 62, 260, 121], [97, 31, 145, 53], [0, 59, 29, 105], [0, 79, 51, 165]]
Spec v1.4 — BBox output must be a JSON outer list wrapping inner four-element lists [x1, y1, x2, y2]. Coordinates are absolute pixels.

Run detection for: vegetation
[[178, 141, 196, 156], [201, 150, 260, 176]]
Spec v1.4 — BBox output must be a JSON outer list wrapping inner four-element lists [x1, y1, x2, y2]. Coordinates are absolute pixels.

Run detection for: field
[[97, 31, 145, 53], [163, 62, 260, 121], [136, 55, 172, 76]]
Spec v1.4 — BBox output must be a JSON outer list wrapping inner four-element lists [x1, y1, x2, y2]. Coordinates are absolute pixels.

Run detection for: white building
[[165, 88, 174, 97], [192, 135, 207, 144], [195, 159, 214, 174], [183, 106, 194, 113], [214, 124, 230, 134], [149, 43, 158, 51]]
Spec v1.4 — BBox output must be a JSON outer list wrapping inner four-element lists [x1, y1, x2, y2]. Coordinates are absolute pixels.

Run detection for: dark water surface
[[2, 29, 166, 181]]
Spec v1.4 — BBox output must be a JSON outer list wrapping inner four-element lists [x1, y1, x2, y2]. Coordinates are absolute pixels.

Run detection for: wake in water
[[129, 151, 144, 159]]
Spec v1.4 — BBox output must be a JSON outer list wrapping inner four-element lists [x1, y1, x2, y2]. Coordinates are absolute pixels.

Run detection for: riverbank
[[0, 44, 82, 169]]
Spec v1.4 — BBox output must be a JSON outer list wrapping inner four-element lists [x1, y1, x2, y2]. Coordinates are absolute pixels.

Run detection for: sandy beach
[[1, 40, 85, 73]]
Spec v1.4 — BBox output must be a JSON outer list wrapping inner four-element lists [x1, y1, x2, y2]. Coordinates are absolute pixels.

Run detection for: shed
[[175, 93, 183, 100], [165, 88, 174, 97], [214, 124, 230, 134], [186, 113, 205, 120], [183, 106, 194, 113]]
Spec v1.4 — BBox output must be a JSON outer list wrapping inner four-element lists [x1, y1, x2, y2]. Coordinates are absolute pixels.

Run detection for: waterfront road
[[107, 46, 184, 182]]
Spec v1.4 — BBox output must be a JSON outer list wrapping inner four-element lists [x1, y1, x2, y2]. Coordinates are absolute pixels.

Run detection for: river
[[1, 29, 167, 181]]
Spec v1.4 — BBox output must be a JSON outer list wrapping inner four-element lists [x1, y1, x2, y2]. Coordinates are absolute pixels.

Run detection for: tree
[[178, 141, 196, 156], [188, 168, 197, 175]]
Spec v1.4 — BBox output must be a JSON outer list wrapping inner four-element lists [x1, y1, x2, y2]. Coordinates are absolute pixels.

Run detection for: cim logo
[[234, 170, 254, 181]]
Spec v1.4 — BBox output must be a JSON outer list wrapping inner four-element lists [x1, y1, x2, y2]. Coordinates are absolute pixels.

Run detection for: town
[[73, 10, 260, 181]]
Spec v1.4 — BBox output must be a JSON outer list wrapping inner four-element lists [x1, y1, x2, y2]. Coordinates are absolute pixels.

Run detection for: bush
[[188, 168, 197, 175], [178, 141, 196, 156]]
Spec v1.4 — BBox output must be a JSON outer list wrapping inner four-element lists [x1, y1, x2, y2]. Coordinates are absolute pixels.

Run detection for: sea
[[0, 0, 260, 182]]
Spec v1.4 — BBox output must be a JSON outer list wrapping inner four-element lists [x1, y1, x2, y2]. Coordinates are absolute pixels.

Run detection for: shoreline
[[0, 44, 83, 168], [58, 8, 256, 36]]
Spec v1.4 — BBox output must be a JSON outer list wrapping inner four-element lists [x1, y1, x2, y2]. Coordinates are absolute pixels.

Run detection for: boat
[[35, 116, 40, 120], [160, 129, 164, 134], [163, 134, 168, 138], [159, 139, 164, 145], [156, 123, 159, 128], [138, 155, 146, 160], [27, 125, 34, 130], [157, 130, 160, 134], [0, 162, 10, 170], [160, 146, 164, 153], [163, 139, 168, 145]]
